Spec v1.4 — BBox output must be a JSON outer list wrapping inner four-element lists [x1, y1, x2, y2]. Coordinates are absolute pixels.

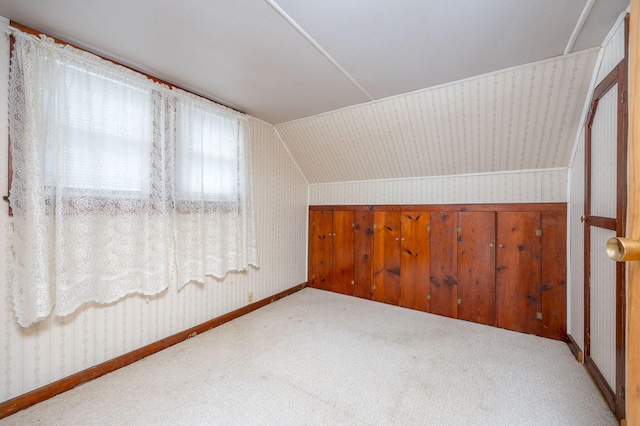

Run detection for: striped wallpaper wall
[[567, 14, 626, 352], [589, 226, 618, 388], [309, 168, 567, 206], [569, 128, 586, 350], [277, 49, 598, 185], [0, 16, 308, 403]]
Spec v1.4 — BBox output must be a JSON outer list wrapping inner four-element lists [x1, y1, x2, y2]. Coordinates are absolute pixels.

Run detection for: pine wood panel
[[309, 211, 333, 290], [353, 211, 374, 300], [332, 210, 355, 295], [430, 212, 458, 318], [457, 211, 496, 326], [496, 212, 542, 335], [399, 212, 431, 312], [541, 211, 567, 341], [628, 1, 639, 422], [373, 211, 401, 305]]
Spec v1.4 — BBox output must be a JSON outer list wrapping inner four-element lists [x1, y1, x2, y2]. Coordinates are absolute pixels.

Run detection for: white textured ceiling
[[0, 0, 629, 124]]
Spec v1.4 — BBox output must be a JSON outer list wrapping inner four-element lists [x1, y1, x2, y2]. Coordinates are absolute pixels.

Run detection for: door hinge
[[536, 312, 543, 320], [457, 298, 462, 305], [373, 224, 377, 229], [620, 385, 625, 399], [352, 223, 355, 228], [621, 91, 627, 104], [427, 225, 431, 232], [351, 280, 355, 286], [427, 294, 431, 301], [535, 229, 542, 237], [457, 226, 462, 233]]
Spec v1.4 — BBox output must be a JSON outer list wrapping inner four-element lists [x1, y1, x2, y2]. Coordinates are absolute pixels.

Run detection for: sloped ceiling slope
[[276, 50, 599, 184]]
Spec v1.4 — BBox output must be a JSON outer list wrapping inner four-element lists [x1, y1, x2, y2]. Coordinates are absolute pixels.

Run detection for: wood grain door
[[332, 210, 355, 296], [353, 211, 374, 300], [309, 210, 333, 291], [627, 3, 638, 422], [430, 211, 458, 318], [373, 211, 401, 305], [496, 211, 542, 335], [400, 212, 430, 312], [541, 211, 567, 340], [457, 211, 496, 326]]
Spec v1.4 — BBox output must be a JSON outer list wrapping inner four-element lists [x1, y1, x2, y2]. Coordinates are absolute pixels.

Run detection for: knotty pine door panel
[[457, 211, 497, 326], [540, 211, 567, 340], [308, 205, 566, 341], [332, 210, 356, 295], [308, 210, 355, 294], [496, 212, 542, 335], [373, 211, 401, 305], [353, 211, 374, 300], [430, 212, 458, 318], [309, 210, 334, 291], [399, 212, 431, 312]]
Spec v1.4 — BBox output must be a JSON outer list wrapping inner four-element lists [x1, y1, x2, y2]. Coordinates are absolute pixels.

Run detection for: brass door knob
[[581, 216, 589, 223], [607, 237, 640, 261]]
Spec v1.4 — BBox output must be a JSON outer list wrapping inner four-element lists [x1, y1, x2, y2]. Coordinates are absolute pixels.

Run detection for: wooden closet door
[[430, 212, 458, 318], [457, 211, 496, 326], [400, 212, 430, 312], [541, 211, 567, 340], [309, 211, 334, 291], [373, 211, 401, 305], [353, 211, 374, 300], [496, 212, 542, 335], [332, 210, 355, 296]]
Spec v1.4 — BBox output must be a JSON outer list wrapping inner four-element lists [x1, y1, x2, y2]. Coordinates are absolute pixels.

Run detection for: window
[[8, 27, 258, 327], [175, 98, 239, 203], [45, 61, 153, 197]]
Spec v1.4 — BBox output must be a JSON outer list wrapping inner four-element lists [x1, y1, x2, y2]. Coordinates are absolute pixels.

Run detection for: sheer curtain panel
[[8, 29, 257, 327], [173, 90, 258, 287]]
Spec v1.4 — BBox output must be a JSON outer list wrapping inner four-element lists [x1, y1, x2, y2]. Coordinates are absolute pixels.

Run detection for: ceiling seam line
[[263, 0, 375, 101], [564, 0, 596, 55]]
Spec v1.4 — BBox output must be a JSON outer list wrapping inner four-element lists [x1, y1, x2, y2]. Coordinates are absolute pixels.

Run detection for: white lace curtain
[[8, 29, 258, 327]]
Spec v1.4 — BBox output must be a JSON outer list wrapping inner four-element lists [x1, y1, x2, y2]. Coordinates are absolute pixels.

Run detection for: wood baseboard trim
[[0, 282, 307, 420], [566, 334, 584, 363]]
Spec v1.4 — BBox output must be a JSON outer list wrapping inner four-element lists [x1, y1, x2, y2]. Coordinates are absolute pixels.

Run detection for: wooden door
[[373, 211, 401, 305], [541, 211, 567, 340], [399, 212, 430, 312], [309, 210, 333, 291], [332, 210, 355, 296], [627, 2, 639, 422], [430, 212, 458, 318], [457, 211, 496, 326], [496, 212, 542, 335], [353, 211, 374, 300]]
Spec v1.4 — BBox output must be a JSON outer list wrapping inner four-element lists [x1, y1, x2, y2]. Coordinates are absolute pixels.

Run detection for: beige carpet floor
[[0, 288, 617, 425]]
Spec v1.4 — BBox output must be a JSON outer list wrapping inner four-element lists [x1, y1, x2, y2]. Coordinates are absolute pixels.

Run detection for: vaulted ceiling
[[0, 0, 630, 183]]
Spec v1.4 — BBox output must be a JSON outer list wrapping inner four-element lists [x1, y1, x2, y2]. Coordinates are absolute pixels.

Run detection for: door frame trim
[[583, 18, 628, 417]]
